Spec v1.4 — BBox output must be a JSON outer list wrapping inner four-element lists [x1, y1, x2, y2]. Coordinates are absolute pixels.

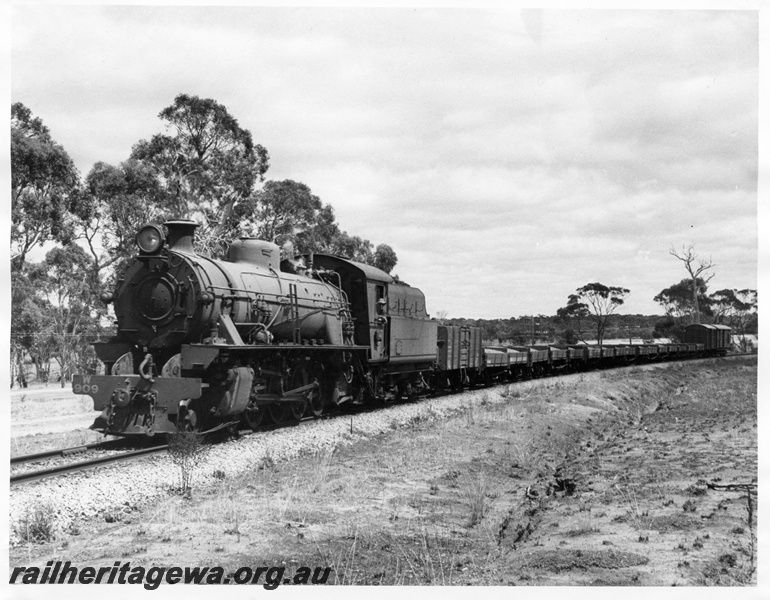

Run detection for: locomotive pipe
[[165, 220, 198, 253]]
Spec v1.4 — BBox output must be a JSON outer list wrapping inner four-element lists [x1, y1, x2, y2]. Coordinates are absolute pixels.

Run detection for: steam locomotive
[[72, 220, 731, 437]]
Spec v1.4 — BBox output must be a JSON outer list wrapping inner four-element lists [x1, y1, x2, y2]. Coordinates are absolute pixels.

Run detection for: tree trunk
[[16, 354, 27, 388], [60, 350, 69, 387], [692, 279, 700, 324]]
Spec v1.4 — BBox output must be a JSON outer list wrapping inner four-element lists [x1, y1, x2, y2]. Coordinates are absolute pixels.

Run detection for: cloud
[[11, 7, 758, 318]]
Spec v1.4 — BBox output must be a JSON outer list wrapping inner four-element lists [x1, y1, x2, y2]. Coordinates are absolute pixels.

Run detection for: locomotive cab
[[305, 254, 437, 369], [305, 254, 393, 361]]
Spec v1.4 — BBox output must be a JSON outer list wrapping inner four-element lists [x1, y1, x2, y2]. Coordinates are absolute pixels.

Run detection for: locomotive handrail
[[205, 285, 349, 311], [266, 308, 326, 329], [289, 282, 301, 344]]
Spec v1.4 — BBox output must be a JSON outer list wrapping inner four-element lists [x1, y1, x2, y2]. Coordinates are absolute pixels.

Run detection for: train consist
[[72, 220, 731, 437]]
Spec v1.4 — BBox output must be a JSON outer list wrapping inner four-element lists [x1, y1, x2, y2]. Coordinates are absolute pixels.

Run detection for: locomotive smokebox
[[165, 220, 198, 254], [228, 238, 280, 270]]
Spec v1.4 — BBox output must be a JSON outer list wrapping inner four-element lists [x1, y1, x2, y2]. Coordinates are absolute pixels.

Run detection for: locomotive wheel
[[290, 400, 305, 420], [268, 402, 291, 424], [242, 405, 266, 431], [307, 362, 326, 417], [289, 365, 309, 420]]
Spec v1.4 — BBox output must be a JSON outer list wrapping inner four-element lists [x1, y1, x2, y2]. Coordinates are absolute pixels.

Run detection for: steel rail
[[11, 439, 127, 466], [10, 417, 317, 487], [11, 445, 168, 487]]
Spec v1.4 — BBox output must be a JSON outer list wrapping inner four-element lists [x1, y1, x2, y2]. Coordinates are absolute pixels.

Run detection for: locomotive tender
[[72, 220, 731, 437]]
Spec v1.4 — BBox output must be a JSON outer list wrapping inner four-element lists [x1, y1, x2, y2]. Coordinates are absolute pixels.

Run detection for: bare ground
[[9, 357, 757, 586], [10, 388, 108, 456]]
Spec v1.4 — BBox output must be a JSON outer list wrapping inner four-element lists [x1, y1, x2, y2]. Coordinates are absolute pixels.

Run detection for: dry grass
[[14, 502, 57, 544], [307, 446, 337, 493], [460, 473, 491, 527], [325, 524, 457, 585], [11, 429, 114, 458], [509, 438, 538, 470], [564, 508, 600, 537], [615, 484, 653, 541]]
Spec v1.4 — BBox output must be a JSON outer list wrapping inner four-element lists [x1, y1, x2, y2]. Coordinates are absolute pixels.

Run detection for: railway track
[[11, 444, 169, 486], [8, 414, 319, 487], [11, 439, 128, 466], [10, 352, 753, 487]]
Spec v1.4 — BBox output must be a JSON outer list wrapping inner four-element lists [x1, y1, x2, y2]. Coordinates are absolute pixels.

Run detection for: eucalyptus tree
[[231, 179, 340, 258], [669, 244, 715, 324], [76, 159, 169, 279], [129, 94, 270, 254], [559, 283, 630, 347], [32, 245, 104, 386], [373, 244, 398, 274], [710, 288, 757, 332], [11, 102, 80, 270], [11, 102, 83, 385], [654, 278, 712, 321]]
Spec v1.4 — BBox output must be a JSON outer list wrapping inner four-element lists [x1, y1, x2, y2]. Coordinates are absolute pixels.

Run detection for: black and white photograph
[[7, 3, 762, 594]]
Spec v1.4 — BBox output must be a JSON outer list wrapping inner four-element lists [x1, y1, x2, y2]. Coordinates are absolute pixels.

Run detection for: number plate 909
[[73, 382, 99, 394]]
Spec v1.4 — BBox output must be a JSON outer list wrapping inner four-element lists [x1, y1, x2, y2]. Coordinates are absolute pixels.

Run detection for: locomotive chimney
[[165, 220, 198, 254]]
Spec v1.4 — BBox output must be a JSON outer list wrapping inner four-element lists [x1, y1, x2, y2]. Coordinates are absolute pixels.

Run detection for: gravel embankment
[[11, 378, 556, 545]]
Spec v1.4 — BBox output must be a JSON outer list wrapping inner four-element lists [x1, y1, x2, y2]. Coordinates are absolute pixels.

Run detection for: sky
[[9, 5, 760, 319]]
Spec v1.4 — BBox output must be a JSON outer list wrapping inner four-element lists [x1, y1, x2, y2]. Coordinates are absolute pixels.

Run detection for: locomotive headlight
[[136, 225, 165, 254]]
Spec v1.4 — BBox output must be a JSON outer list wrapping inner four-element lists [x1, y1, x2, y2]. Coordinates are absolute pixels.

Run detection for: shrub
[[15, 502, 56, 544], [167, 431, 207, 496]]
